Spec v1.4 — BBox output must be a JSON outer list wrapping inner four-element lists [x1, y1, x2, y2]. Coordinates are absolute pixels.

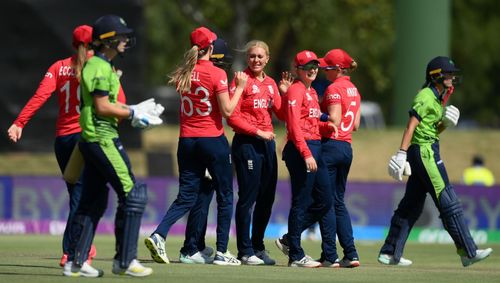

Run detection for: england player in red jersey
[[226, 40, 287, 265], [275, 50, 337, 268], [6, 25, 113, 267], [318, 49, 361, 268], [145, 27, 248, 266]]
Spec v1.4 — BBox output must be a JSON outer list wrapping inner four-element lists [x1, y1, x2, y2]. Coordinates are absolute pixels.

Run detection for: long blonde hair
[[73, 44, 88, 82], [169, 45, 212, 93]]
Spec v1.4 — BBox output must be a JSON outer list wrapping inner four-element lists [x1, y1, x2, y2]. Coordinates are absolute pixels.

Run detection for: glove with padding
[[442, 105, 460, 127], [129, 98, 156, 113], [388, 150, 410, 181], [130, 108, 163, 129]]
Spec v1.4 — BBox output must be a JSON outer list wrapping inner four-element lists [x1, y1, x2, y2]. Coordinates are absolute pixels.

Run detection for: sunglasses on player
[[297, 63, 319, 71]]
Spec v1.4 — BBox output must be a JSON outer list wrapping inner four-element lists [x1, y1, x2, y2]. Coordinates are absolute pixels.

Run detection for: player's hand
[[327, 122, 339, 139], [305, 156, 318, 173], [279, 71, 293, 94], [7, 124, 23, 143], [388, 150, 410, 181], [234, 71, 249, 89], [256, 129, 275, 141], [442, 105, 460, 128], [130, 108, 163, 129]]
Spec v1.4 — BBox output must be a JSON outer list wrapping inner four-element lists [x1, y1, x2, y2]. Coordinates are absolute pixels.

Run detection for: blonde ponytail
[[73, 44, 88, 82], [168, 46, 199, 93]]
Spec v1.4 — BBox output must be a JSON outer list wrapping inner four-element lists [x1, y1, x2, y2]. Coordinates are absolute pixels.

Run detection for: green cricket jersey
[[79, 55, 121, 142], [410, 87, 443, 145]]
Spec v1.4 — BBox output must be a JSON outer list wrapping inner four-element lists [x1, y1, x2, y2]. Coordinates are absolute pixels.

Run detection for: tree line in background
[[144, 0, 500, 127]]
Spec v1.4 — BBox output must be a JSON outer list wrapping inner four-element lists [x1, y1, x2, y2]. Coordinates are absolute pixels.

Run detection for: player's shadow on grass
[[0, 263, 61, 277]]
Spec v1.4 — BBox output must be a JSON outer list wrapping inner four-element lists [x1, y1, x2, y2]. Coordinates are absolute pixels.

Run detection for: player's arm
[[353, 107, 361, 131], [399, 116, 419, 151], [327, 103, 342, 127], [217, 71, 248, 118], [8, 63, 58, 142], [93, 92, 131, 119]]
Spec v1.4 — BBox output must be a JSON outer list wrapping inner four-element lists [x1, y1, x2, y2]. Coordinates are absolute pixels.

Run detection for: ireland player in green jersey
[[379, 56, 492, 267], [63, 15, 161, 278]]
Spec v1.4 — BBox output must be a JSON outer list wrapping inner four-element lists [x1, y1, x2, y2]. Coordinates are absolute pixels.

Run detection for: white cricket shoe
[[240, 255, 265, 265], [213, 251, 241, 266], [461, 248, 493, 267], [144, 233, 170, 264], [255, 250, 276, 265], [62, 261, 104, 277], [377, 253, 412, 266], [289, 256, 321, 268], [112, 259, 152, 277], [180, 251, 213, 264]]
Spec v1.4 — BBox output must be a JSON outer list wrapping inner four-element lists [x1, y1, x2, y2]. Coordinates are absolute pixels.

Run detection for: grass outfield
[[0, 235, 498, 282]]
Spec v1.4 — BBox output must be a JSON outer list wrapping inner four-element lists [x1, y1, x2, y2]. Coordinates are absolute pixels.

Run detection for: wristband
[[320, 113, 329, 122], [128, 108, 134, 120]]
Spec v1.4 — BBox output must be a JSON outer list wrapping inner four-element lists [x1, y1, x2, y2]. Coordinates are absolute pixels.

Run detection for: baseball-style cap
[[72, 25, 92, 49], [92, 15, 133, 41], [211, 38, 232, 61], [427, 56, 460, 75], [190, 27, 217, 49], [294, 50, 319, 67], [319, 49, 353, 69]]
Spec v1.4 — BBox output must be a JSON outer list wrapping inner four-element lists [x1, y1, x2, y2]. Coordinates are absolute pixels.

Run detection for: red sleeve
[[324, 84, 342, 106], [13, 62, 59, 128], [271, 82, 285, 121], [117, 84, 126, 104], [226, 79, 258, 136], [285, 86, 312, 159]]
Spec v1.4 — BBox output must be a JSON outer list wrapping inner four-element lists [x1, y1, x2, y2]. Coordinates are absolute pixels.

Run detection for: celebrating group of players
[[8, 14, 491, 278]]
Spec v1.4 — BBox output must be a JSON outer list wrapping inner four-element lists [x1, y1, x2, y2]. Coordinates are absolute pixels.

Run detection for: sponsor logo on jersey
[[288, 100, 297, 107], [327, 93, 341, 100], [220, 79, 228, 86]]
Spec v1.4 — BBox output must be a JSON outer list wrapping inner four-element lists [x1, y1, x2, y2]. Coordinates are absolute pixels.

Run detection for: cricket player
[[6, 25, 117, 267], [227, 40, 287, 266], [275, 50, 337, 268], [145, 26, 248, 266], [63, 14, 161, 277], [380, 56, 493, 267], [318, 48, 361, 268]]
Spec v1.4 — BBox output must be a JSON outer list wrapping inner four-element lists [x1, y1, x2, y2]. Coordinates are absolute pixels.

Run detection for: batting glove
[[130, 108, 163, 129], [388, 150, 410, 181], [130, 98, 156, 113], [442, 105, 460, 128]]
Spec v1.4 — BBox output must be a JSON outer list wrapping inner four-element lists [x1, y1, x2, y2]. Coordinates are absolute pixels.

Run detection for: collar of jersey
[[95, 52, 113, 65]]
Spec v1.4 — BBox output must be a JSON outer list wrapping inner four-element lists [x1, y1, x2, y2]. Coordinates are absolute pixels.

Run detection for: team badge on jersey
[[252, 84, 260, 94]]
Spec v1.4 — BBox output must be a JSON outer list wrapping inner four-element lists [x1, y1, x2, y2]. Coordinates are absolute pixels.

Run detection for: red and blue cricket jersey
[[227, 68, 284, 135], [285, 80, 329, 159], [320, 76, 361, 143], [13, 56, 126, 137], [179, 60, 228, 138]]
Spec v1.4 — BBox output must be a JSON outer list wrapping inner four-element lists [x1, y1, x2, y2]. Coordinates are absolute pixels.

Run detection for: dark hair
[[473, 155, 484, 166]]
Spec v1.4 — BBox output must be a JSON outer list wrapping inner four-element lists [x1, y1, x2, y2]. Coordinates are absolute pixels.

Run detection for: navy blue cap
[[211, 38, 232, 61], [92, 15, 133, 41], [426, 56, 460, 75]]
